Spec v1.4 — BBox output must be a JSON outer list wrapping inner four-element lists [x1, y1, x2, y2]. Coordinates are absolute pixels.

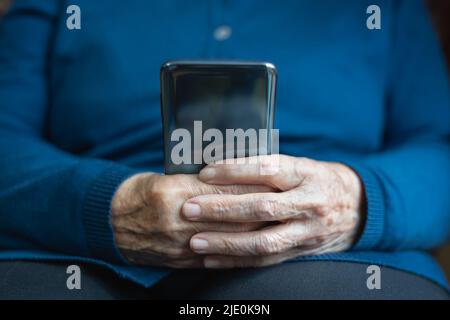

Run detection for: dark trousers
[[0, 260, 448, 300]]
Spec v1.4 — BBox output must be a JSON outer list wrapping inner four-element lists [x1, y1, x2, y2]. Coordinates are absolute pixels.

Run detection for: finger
[[190, 221, 313, 256], [203, 254, 286, 268], [169, 175, 273, 201], [202, 248, 305, 268], [192, 221, 269, 233], [183, 192, 314, 222], [198, 155, 309, 190], [204, 182, 274, 196], [192, 175, 274, 195], [201, 239, 341, 269], [163, 258, 205, 269], [117, 247, 203, 268]]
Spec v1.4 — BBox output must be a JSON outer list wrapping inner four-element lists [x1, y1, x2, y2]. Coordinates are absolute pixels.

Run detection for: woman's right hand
[[111, 173, 270, 268]]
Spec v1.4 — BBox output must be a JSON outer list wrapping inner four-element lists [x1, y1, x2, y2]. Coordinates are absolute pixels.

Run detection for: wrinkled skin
[[112, 155, 365, 269], [183, 155, 365, 268], [111, 173, 270, 268]]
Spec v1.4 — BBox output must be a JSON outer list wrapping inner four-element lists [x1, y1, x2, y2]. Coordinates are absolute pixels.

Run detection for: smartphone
[[160, 61, 277, 174]]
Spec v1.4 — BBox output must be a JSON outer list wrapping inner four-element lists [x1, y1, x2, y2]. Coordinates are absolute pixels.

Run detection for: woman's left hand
[[182, 155, 365, 268]]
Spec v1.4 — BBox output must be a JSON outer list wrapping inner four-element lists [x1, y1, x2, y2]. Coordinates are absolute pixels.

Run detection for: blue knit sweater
[[0, 0, 449, 290]]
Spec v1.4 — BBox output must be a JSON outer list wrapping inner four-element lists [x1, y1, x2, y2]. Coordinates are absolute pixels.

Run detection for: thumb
[[198, 154, 302, 191]]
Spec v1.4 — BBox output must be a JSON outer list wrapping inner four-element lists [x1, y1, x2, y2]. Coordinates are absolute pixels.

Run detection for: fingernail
[[183, 203, 201, 219], [191, 238, 209, 253], [199, 168, 216, 181], [204, 258, 221, 268]]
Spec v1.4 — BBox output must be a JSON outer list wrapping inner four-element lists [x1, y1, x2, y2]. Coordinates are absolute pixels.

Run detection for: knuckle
[[254, 233, 281, 255], [254, 200, 277, 220], [258, 155, 273, 171], [258, 157, 282, 183], [221, 237, 237, 253], [211, 200, 227, 219], [314, 205, 328, 217], [155, 175, 186, 197]]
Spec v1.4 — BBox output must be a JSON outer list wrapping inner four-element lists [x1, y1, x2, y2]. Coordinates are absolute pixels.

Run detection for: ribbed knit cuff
[[83, 166, 138, 264], [342, 161, 385, 251]]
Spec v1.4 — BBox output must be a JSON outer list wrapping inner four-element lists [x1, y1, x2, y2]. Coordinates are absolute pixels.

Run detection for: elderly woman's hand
[[111, 173, 270, 268], [182, 155, 365, 268]]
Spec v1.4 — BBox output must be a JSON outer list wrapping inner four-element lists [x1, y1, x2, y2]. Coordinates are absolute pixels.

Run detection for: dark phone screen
[[172, 69, 268, 132], [161, 63, 276, 174]]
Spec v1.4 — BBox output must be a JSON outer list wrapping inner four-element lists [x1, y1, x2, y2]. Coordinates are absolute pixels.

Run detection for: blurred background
[[0, 0, 449, 279]]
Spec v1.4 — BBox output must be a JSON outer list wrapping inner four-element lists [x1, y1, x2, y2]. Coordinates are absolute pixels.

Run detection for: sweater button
[[214, 25, 232, 41]]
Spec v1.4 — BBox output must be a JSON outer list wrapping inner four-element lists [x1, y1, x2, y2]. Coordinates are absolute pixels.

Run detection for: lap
[[185, 261, 450, 300], [0, 260, 448, 300], [0, 260, 149, 299]]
